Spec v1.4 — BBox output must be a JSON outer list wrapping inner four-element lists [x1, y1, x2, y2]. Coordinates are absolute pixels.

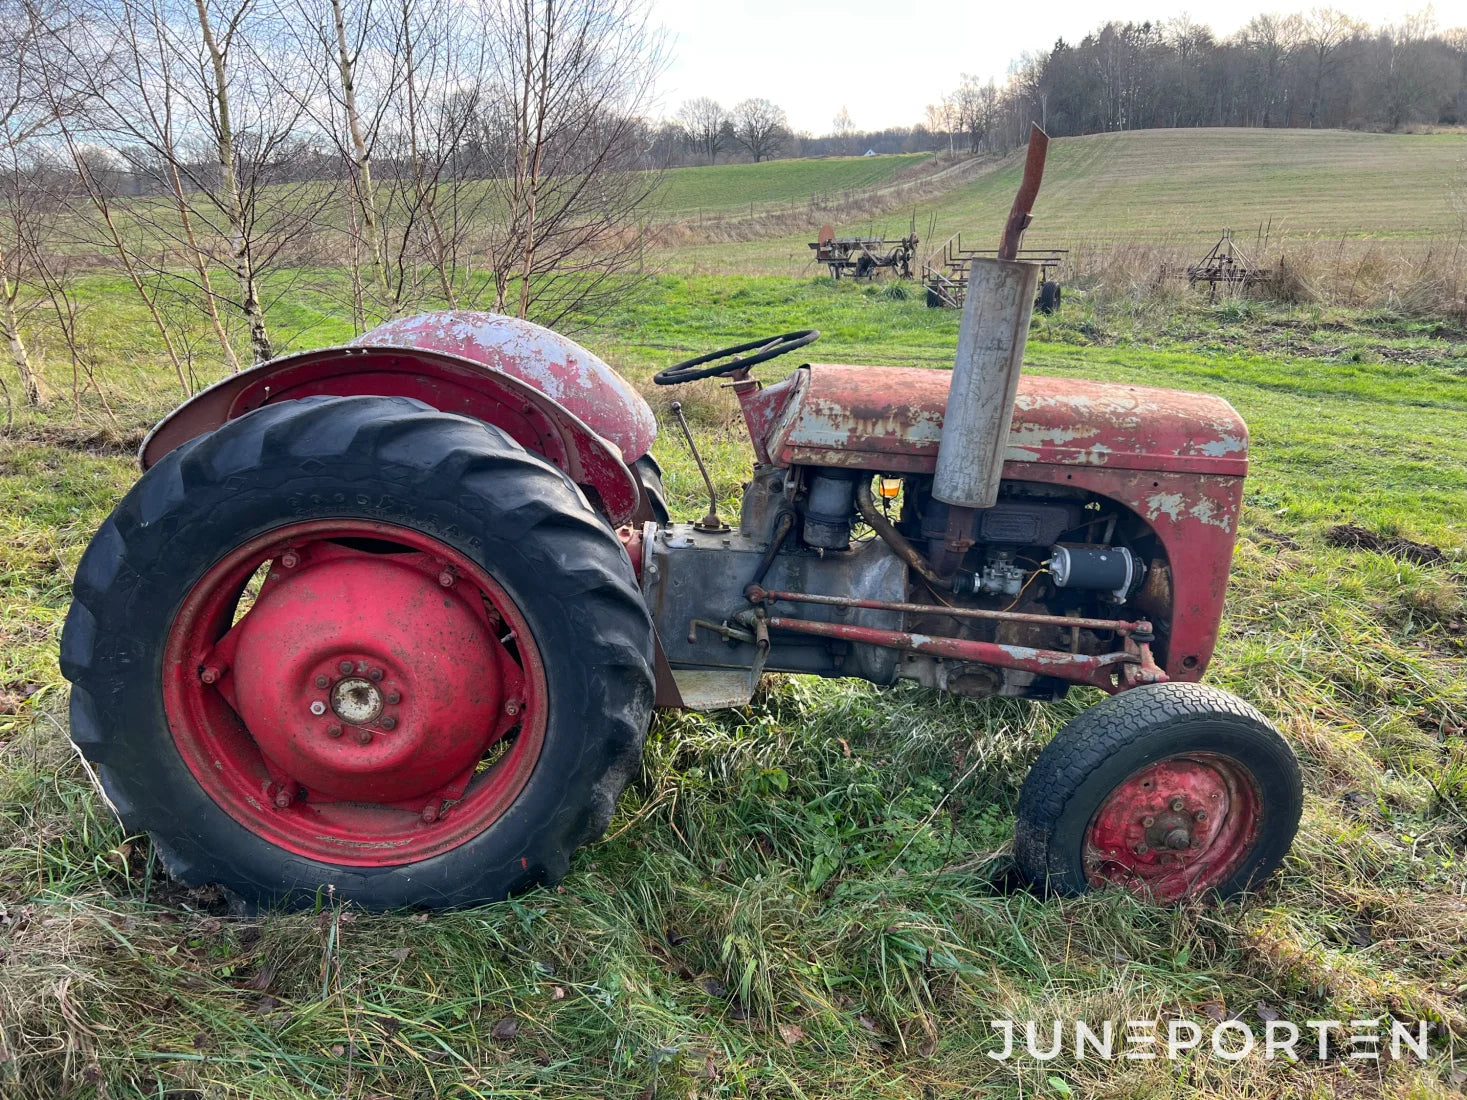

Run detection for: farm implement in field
[[923, 233, 1066, 313], [809, 224, 919, 279], [62, 126, 1301, 910]]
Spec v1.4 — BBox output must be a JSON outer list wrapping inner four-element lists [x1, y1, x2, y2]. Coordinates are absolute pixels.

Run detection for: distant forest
[[659, 10, 1467, 164]]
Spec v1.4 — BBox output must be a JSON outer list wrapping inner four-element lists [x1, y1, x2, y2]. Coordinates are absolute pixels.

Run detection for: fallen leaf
[[1255, 1002, 1281, 1022], [551, 985, 566, 1001], [388, 947, 410, 961], [244, 965, 277, 992], [701, 978, 729, 999], [1199, 999, 1227, 1024], [837, 738, 851, 757], [778, 1023, 804, 1045], [490, 1017, 518, 1042]]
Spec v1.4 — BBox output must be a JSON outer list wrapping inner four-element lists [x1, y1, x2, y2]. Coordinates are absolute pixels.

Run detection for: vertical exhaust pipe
[[930, 125, 1049, 573]]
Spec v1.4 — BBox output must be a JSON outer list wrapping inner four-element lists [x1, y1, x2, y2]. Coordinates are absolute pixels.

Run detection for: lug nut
[[504, 699, 522, 717], [280, 550, 300, 569], [385, 690, 401, 705], [1170, 797, 1185, 812], [326, 724, 343, 739], [1141, 815, 1155, 827], [315, 674, 330, 688], [438, 570, 455, 588], [339, 660, 354, 675], [309, 700, 327, 716], [274, 786, 295, 809], [1135, 844, 1149, 855], [200, 666, 220, 684], [1195, 810, 1208, 823], [368, 667, 384, 682], [355, 729, 373, 745], [380, 715, 397, 730], [421, 801, 441, 824]]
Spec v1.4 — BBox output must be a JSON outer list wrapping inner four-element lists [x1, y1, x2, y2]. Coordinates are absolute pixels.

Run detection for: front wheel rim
[[162, 519, 547, 867], [1082, 752, 1262, 901]]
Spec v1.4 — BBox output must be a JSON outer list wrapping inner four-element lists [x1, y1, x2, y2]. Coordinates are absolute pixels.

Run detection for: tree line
[[657, 9, 1467, 167], [931, 9, 1466, 155]]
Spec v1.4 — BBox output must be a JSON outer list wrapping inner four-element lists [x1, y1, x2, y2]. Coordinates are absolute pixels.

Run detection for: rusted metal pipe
[[999, 124, 1051, 260], [854, 477, 950, 590], [762, 614, 1141, 694], [745, 585, 1148, 635]]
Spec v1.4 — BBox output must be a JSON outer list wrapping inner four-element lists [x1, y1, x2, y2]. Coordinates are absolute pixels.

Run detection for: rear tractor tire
[[1013, 682, 1301, 902], [62, 395, 655, 910]]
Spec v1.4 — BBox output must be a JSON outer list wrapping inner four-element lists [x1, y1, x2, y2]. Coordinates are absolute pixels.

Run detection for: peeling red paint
[[355, 311, 656, 461], [141, 344, 641, 526], [744, 365, 1248, 476]]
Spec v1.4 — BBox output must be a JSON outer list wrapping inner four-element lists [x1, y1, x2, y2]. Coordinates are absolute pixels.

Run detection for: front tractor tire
[[61, 396, 655, 910], [1013, 683, 1302, 902]]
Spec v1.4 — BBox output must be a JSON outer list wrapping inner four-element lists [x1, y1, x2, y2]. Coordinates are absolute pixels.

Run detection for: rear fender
[[140, 346, 642, 526]]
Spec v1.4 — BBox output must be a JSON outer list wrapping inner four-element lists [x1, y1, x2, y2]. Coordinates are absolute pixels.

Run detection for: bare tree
[[54, 0, 329, 365], [280, 0, 405, 320], [925, 95, 956, 156], [1239, 13, 1304, 126], [731, 97, 787, 163], [0, 0, 55, 407], [675, 96, 726, 164], [383, 0, 493, 310], [1302, 8, 1363, 127], [476, 0, 666, 324], [831, 104, 853, 153]]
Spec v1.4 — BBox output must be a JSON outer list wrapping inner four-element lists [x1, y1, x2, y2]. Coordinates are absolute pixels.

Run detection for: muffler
[[929, 125, 1050, 574], [931, 255, 1040, 510]]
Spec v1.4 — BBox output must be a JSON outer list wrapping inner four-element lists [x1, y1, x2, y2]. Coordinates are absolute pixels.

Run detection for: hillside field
[[657, 128, 1467, 276], [653, 152, 932, 214]]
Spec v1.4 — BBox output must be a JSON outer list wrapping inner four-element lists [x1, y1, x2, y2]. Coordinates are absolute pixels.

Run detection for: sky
[[650, 0, 1446, 133]]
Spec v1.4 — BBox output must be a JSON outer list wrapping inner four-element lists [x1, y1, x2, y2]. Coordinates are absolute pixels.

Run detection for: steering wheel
[[653, 329, 820, 386]]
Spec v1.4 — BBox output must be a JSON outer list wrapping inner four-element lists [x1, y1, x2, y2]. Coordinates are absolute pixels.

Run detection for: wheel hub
[[1083, 754, 1260, 900], [331, 677, 383, 724], [228, 549, 502, 804]]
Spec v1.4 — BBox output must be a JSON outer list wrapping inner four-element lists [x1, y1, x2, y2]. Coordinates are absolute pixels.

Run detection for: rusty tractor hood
[[755, 364, 1248, 476], [354, 311, 656, 461]]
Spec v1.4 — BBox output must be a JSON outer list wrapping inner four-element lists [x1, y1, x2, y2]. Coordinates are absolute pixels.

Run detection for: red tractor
[[60, 137, 1301, 910]]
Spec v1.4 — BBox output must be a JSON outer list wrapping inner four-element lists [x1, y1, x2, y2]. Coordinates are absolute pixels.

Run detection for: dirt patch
[[1324, 523, 1446, 565]]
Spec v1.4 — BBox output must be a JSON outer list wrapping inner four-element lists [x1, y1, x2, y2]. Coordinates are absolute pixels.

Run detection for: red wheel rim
[[1082, 753, 1261, 901], [162, 520, 546, 867]]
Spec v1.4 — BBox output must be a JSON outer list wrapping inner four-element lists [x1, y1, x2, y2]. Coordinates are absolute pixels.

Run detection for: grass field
[[653, 153, 932, 215], [2, 267, 1466, 1097], [660, 128, 1467, 277]]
